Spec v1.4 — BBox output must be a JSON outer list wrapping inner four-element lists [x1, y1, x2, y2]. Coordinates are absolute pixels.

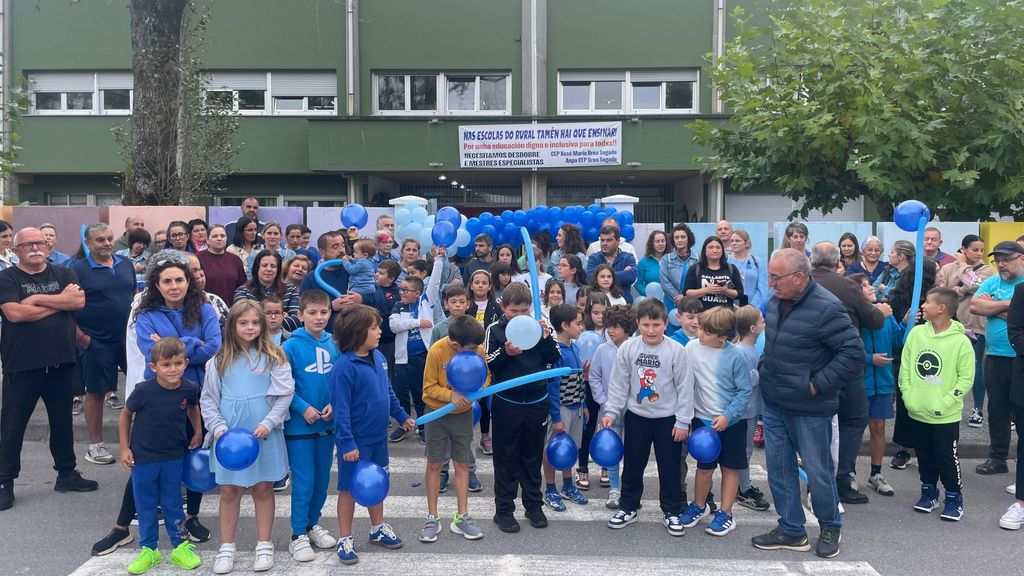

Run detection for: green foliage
[[0, 75, 31, 185], [692, 0, 1024, 221]]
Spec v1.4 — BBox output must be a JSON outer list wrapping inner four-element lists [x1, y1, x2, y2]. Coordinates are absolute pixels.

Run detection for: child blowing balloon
[[329, 304, 415, 565], [200, 300, 295, 574]]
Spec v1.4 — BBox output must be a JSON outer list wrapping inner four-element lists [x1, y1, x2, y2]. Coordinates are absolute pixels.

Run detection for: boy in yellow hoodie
[[899, 287, 974, 522], [419, 315, 490, 543]]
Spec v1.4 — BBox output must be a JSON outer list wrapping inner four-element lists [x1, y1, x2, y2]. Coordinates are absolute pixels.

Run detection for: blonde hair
[[699, 306, 736, 337], [214, 300, 288, 377], [732, 305, 763, 343]]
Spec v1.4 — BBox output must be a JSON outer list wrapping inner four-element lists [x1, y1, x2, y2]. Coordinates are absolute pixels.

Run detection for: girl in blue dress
[[201, 299, 294, 574]]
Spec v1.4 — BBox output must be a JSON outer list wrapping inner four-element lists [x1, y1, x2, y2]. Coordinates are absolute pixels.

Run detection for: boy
[[118, 338, 202, 574], [900, 287, 974, 521], [602, 298, 693, 536], [671, 296, 703, 346], [679, 307, 752, 536], [283, 290, 341, 561], [419, 316, 490, 543], [389, 275, 434, 444], [366, 260, 402, 387], [262, 295, 289, 346], [486, 282, 561, 533], [342, 239, 377, 299], [543, 304, 590, 512]]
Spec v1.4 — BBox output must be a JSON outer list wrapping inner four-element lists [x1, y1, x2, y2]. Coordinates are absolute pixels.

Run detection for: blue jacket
[[586, 250, 638, 304], [549, 340, 584, 423], [635, 256, 662, 297], [329, 349, 409, 454], [660, 251, 697, 303], [862, 316, 903, 397], [283, 328, 340, 436], [136, 304, 222, 385]]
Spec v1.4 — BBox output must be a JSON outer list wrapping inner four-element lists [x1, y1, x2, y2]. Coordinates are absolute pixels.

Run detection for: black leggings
[[479, 397, 492, 435], [116, 478, 203, 527], [577, 383, 600, 472]]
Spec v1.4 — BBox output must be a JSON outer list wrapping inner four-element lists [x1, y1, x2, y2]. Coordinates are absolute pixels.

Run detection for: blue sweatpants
[[132, 458, 187, 549], [286, 433, 335, 536]]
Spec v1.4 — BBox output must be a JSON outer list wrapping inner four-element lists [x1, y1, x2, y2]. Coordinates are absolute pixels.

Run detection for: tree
[[692, 0, 1024, 221], [120, 0, 238, 206], [0, 78, 30, 203]]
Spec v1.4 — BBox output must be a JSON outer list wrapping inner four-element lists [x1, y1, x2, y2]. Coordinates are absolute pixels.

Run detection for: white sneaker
[[308, 524, 337, 548], [85, 443, 115, 465], [253, 541, 274, 572], [999, 502, 1024, 530], [213, 543, 235, 574], [868, 473, 895, 496], [289, 535, 316, 562], [606, 490, 621, 510], [1007, 484, 1017, 495]]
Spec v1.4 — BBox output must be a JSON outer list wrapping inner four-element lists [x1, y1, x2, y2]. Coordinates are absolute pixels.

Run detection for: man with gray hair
[[752, 248, 864, 559], [70, 224, 136, 465]]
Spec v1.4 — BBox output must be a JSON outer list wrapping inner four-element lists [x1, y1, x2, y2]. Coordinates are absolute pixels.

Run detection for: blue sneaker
[[468, 472, 482, 493], [913, 484, 940, 513], [368, 523, 403, 549], [706, 510, 736, 536], [560, 485, 589, 506], [680, 502, 709, 528], [940, 492, 963, 521], [336, 537, 358, 565], [544, 488, 567, 512]]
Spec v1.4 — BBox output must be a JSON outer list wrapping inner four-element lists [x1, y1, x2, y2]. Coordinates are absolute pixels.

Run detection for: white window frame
[[271, 95, 337, 115], [557, 70, 699, 115], [203, 72, 269, 116], [47, 192, 121, 206], [28, 72, 139, 116], [32, 91, 97, 115], [372, 72, 512, 116], [100, 88, 133, 115]]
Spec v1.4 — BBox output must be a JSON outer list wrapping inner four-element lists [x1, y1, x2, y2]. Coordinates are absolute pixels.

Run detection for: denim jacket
[[659, 251, 697, 301]]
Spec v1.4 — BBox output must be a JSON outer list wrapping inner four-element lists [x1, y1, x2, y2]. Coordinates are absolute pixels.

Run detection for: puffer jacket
[[760, 279, 865, 417]]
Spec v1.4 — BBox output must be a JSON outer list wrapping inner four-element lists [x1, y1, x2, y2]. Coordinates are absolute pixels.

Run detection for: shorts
[[547, 404, 585, 447], [336, 439, 389, 492], [425, 407, 474, 464], [79, 339, 125, 394], [868, 393, 895, 420], [692, 418, 748, 471]]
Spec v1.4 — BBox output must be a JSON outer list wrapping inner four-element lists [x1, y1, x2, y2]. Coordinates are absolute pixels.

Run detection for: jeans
[[762, 405, 842, 536], [393, 353, 427, 421], [132, 458, 187, 549], [970, 335, 986, 410], [984, 355, 1014, 461], [837, 383, 869, 479]]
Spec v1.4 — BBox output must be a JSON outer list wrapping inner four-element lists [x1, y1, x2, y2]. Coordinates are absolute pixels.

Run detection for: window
[[374, 72, 510, 115], [269, 72, 337, 115], [238, 90, 265, 111], [47, 192, 120, 206], [35, 93, 61, 110], [29, 71, 133, 114], [203, 72, 268, 114], [102, 89, 131, 111], [559, 70, 699, 114], [204, 89, 235, 111]]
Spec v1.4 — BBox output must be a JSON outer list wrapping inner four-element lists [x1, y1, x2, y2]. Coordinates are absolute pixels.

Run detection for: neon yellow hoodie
[[898, 320, 975, 424]]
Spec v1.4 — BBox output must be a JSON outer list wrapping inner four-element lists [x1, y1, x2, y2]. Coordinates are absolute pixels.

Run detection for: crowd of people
[[0, 197, 1022, 573]]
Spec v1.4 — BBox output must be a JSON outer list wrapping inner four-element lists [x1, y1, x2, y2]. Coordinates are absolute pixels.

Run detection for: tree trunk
[[870, 193, 894, 221], [125, 0, 189, 206]]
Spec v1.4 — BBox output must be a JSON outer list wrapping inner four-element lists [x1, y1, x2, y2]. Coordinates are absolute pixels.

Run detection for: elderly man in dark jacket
[[752, 249, 865, 559]]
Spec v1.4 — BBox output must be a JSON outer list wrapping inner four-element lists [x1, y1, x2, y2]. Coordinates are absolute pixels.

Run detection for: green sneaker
[[128, 547, 163, 575], [169, 541, 202, 570]]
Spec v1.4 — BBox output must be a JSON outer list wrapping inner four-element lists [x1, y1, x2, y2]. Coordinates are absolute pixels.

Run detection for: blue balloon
[[588, 204, 602, 213], [688, 426, 722, 464], [436, 206, 461, 229], [466, 217, 482, 236], [411, 206, 429, 223], [584, 226, 600, 243], [446, 350, 487, 395], [341, 203, 369, 229], [576, 330, 603, 362], [548, 206, 563, 225], [603, 206, 617, 215], [590, 428, 624, 468], [564, 209, 580, 224], [182, 449, 218, 493], [350, 460, 390, 507], [621, 225, 635, 242], [645, 282, 665, 300], [457, 243, 474, 259], [546, 432, 578, 471], [513, 210, 528, 227], [894, 200, 931, 232], [501, 210, 514, 223], [479, 212, 495, 225], [581, 210, 596, 228], [506, 315, 542, 350], [480, 224, 498, 243], [621, 211, 634, 226], [503, 222, 518, 241], [215, 428, 260, 471], [472, 401, 481, 425], [431, 221, 457, 248]]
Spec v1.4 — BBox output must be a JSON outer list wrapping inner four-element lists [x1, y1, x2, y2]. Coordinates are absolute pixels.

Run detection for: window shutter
[[271, 72, 337, 97], [629, 69, 699, 83], [29, 72, 95, 92], [205, 72, 267, 90], [725, 194, 797, 223], [97, 72, 133, 90]]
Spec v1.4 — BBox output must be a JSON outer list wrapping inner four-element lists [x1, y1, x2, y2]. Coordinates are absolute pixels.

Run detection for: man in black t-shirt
[[0, 227, 97, 512]]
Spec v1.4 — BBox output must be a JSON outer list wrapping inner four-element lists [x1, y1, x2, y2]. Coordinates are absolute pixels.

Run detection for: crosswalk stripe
[[70, 551, 880, 576]]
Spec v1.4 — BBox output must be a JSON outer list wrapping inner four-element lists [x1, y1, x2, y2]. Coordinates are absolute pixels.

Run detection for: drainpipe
[[346, 0, 356, 116]]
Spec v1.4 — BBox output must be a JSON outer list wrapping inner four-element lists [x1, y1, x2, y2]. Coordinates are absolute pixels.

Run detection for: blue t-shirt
[[976, 274, 1024, 357], [406, 301, 427, 357], [125, 378, 199, 465], [71, 254, 136, 343], [671, 330, 694, 346]]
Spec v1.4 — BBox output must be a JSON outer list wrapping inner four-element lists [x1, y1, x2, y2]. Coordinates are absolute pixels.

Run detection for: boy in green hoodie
[[899, 287, 974, 522]]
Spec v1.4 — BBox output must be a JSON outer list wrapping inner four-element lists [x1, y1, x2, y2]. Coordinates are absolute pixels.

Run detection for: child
[[590, 263, 627, 306], [583, 291, 610, 338], [575, 285, 592, 311], [489, 262, 513, 302], [389, 275, 434, 444], [575, 291, 610, 488], [261, 294, 289, 345], [468, 270, 501, 331], [589, 305, 637, 508], [282, 290, 340, 561], [366, 260, 402, 386], [679, 307, 752, 536], [419, 316, 490, 543], [733, 306, 771, 511], [341, 239, 377, 298], [541, 280, 565, 326], [900, 287, 974, 521], [119, 338, 202, 574], [115, 227, 152, 291], [671, 296, 703, 346], [557, 254, 586, 305], [486, 282, 561, 533], [330, 304, 416, 565], [603, 298, 693, 536], [201, 300, 294, 574], [542, 304, 589, 512], [512, 243, 553, 291]]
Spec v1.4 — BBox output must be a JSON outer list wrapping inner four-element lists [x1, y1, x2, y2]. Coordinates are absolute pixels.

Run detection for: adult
[[1001, 280, 1024, 529], [223, 197, 265, 241], [549, 224, 587, 278], [70, 224, 136, 466], [462, 234, 495, 285], [281, 254, 311, 288], [873, 240, 913, 302], [585, 225, 637, 304], [752, 249, 863, 559], [196, 224, 247, 306], [495, 245, 521, 274], [779, 222, 810, 257], [661, 223, 697, 310], [0, 227, 95, 512], [728, 230, 769, 312], [188, 218, 209, 252], [376, 213, 400, 259], [837, 232, 860, 276], [162, 220, 193, 253], [846, 235, 888, 285], [809, 242, 887, 504], [187, 253, 230, 324], [299, 231, 361, 333], [226, 216, 263, 276], [40, 223, 72, 266], [924, 227, 957, 268], [396, 238, 421, 286], [246, 221, 295, 272], [234, 250, 301, 332], [634, 229, 668, 298], [113, 215, 146, 253], [683, 236, 744, 310], [936, 234, 992, 427], [0, 220, 18, 270], [716, 220, 734, 254], [585, 218, 637, 258], [970, 241, 1024, 475]]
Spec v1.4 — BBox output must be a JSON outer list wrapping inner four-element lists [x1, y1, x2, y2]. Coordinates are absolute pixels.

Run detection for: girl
[[557, 254, 587, 305], [779, 222, 810, 256], [227, 216, 263, 275], [330, 305, 415, 565], [163, 221, 194, 253], [574, 292, 610, 490], [489, 261, 513, 302], [575, 285, 592, 311], [728, 230, 768, 313], [684, 236, 745, 310], [589, 264, 627, 306], [838, 232, 861, 275], [248, 222, 296, 272], [0, 220, 17, 269], [495, 245, 521, 274], [733, 305, 771, 511], [467, 268, 500, 454], [233, 250, 301, 331], [201, 300, 294, 574], [541, 280, 565, 326], [549, 224, 587, 277], [189, 219, 209, 252], [281, 254, 311, 287], [635, 230, 668, 298], [583, 291, 610, 337]]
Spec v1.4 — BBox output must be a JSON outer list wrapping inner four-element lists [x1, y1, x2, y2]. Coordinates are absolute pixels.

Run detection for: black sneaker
[[91, 527, 133, 556], [493, 513, 520, 533], [0, 481, 13, 511], [837, 477, 869, 505], [815, 527, 841, 558], [185, 516, 211, 543], [976, 458, 1009, 475], [274, 473, 290, 492], [737, 486, 771, 511], [417, 428, 426, 445], [752, 527, 811, 551], [890, 450, 912, 470], [439, 471, 449, 494], [54, 470, 98, 493], [389, 427, 408, 443], [706, 491, 718, 513], [525, 508, 548, 529]]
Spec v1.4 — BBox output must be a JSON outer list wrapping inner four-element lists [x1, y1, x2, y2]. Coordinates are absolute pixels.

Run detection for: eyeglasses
[[994, 255, 1021, 265], [264, 311, 284, 317], [169, 232, 187, 239], [15, 241, 47, 249], [399, 288, 420, 293], [768, 270, 802, 283]]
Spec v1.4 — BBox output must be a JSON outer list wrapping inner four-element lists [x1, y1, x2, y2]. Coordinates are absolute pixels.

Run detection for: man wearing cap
[[970, 240, 1024, 475]]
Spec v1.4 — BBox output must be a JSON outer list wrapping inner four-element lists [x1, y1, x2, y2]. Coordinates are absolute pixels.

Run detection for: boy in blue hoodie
[[282, 290, 340, 562]]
